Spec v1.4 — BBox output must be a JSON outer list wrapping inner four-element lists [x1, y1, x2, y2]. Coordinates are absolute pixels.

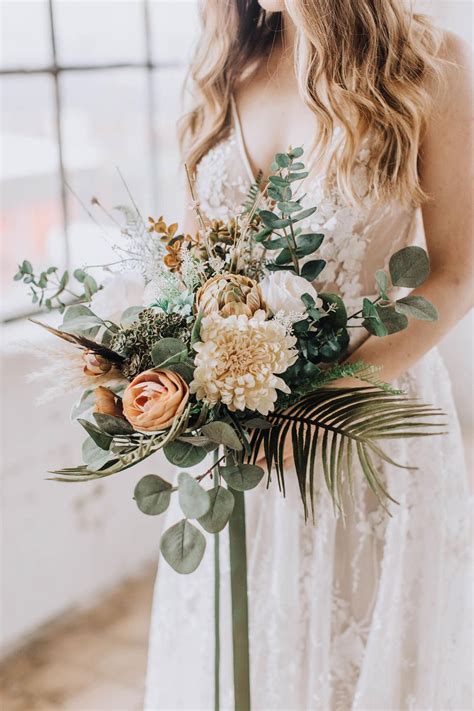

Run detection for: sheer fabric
[[144, 103, 472, 710]]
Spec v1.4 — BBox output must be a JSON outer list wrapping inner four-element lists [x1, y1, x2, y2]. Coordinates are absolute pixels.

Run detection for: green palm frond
[[248, 387, 445, 521], [242, 170, 264, 214]]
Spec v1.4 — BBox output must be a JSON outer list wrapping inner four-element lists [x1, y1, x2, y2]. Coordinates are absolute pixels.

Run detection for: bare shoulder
[[421, 28, 472, 133]]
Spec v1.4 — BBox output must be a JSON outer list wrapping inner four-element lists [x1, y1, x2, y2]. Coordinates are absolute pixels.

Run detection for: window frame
[[1, 0, 187, 323]]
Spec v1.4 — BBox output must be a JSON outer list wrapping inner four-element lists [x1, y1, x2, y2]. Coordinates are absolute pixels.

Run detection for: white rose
[[260, 270, 320, 320], [90, 271, 145, 324]]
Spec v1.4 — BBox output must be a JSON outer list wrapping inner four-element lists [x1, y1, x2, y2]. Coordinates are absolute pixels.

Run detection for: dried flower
[[83, 351, 113, 376], [123, 369, 189, 432], [195, 274, 266, 318], [94, 386, 124, 418], [190, 310, 297, 415]]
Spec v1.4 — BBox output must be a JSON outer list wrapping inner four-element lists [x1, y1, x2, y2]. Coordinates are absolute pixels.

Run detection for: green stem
[[213, 449, 221, 711], [347, 295, 382, 320], [228, 484, 251, 710]]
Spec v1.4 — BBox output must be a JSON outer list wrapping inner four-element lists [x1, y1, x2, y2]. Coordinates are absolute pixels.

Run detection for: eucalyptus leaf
[[160, 519, 206, 574], [151, 338, 188, 368], [163, 440, 207, 467], [389, 246, 430, 288], [375, 270, 389, 298], [301, 260, 326, 281], [178, 472, 210, 519], [220, 463, 265, 491], [320, 293, 347, 328], [296, 233, 324, 255], [375, 305, 409, 334], [275, 152, 291, 168], [134, 474, 172, 515], [291, 207, 317, 223], [395, 296, 438, 321], [120, 306, 143, 326], [82, 437, 113, 470], [198, 486, 235, 533], [167, 361, 195, 383], [78, 419, 112, 450], [71, 389, 96, 420], [93, 413, 134, 435], [201, 422, 243, 450]]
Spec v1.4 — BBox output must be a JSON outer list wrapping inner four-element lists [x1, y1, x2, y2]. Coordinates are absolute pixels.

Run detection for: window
[[1, 0, 199, 320]]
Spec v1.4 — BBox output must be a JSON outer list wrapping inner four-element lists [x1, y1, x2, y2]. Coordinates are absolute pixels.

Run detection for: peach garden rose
[[122, 369, 189, 432]]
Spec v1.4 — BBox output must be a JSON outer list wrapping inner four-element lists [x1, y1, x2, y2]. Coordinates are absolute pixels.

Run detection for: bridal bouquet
[[16, 147, 441, 709]]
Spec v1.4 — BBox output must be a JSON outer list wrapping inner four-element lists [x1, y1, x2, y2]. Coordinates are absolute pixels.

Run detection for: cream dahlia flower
[[190, 309, 297, 415]]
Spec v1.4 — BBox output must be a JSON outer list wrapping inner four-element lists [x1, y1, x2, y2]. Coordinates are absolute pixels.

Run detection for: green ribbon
[[228, 488, 251, 711]]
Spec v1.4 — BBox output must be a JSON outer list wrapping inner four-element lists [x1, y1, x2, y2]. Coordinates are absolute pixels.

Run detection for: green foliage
[[198, 486, 235, 533], [248, 387, 444, 520], [163, 440, 208, 467], [151, 337, 188, 368], [134, 474, 172, 515], [395, 295, 438, 321], [178, 472, 210, 518], [220, 463, 265, 492], [160, 519, 206, 574], [256, 148, 325, 277], [389, 246, 430, 288], [93, 413, 135, 435], [13, 259, 101, 312], [201, 422, 243, 451]]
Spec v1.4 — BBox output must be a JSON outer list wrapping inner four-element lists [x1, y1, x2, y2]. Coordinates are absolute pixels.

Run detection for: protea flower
[[195, 274, 266, 318]]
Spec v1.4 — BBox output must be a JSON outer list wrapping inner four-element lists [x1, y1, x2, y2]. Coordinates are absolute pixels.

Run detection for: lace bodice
[[195, 98, 422, 302]]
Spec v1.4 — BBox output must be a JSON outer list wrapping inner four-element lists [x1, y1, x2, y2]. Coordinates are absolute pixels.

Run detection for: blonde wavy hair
[[179, 0, 448, 206]]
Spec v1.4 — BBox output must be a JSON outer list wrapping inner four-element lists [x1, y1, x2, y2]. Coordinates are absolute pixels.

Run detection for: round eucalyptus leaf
[[198, 486, 235, 533], [389, 246, 430, 288], [151, 338, 188, 368], [220, 463, 265, 492], [163, 440, 207, 467], [160, 519, 206, 574], [134, 474, 172, 515], [201, 422, 243, 451], [394, 296, 438, 321], [376, 305, 409, 334], [178, 472, 210, 519]]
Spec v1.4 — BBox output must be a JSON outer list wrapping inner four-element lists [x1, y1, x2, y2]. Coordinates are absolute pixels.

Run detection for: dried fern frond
[[248, 387, 445, 521]]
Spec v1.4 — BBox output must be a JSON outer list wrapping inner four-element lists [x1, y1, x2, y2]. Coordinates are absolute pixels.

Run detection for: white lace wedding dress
[[144, 101, 472, 710]]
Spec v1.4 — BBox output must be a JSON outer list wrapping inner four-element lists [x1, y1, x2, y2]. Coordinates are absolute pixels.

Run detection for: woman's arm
[[339, 32, 473, 385]]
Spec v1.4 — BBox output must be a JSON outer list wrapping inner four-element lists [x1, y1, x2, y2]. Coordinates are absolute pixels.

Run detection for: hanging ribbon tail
[[228, 488, 251, 711]]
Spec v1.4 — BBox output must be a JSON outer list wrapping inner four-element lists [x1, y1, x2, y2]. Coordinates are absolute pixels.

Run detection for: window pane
[[0, 0, 52, 70], [53, 0, 145, 66], [149, 0, 199, 65], [153, 67, 187, 223], [60, 68, 153, 267], [1, 75, 65, 320]]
